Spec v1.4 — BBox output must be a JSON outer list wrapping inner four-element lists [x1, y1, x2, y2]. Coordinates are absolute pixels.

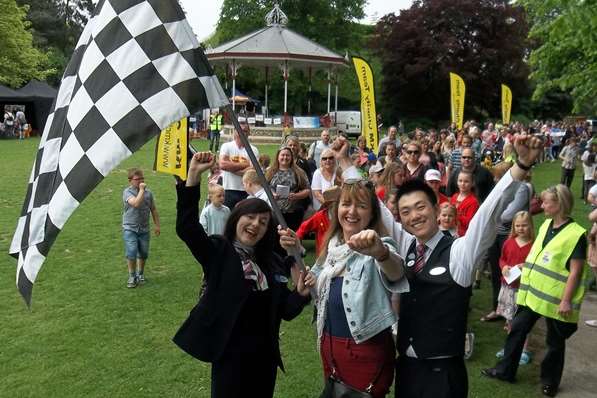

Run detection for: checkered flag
[[9, 0, 228, 306]]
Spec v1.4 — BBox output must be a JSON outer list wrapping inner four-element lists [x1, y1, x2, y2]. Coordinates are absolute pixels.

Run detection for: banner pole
[[223, 104, 314, 296]]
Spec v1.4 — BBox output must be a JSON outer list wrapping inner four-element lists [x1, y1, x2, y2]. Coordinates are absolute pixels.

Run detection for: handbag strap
[[325, 278, 385, 393]]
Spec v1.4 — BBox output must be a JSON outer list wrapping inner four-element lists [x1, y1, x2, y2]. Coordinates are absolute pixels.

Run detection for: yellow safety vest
[[517, 219, 589, 323], [210, 114, 222, 130]]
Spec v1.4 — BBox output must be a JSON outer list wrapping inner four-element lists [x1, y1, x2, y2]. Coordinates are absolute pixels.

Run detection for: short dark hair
[[396, 179, 437, 207], [224, 198, 277, 269]]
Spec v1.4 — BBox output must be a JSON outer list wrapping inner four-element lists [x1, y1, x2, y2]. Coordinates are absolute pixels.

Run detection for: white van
[[331, 111, 361, 137], [587, 118, 597, 134]]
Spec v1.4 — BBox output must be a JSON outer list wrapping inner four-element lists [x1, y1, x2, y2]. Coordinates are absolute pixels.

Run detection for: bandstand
[[205, 4, 348, 143]]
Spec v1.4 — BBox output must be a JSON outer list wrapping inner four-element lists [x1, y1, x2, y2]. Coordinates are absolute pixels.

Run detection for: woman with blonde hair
[[502, 142, 516, 164], [280, 178, 407, 397], [311, 148, 341, 211], [483, 184, 590, 397]]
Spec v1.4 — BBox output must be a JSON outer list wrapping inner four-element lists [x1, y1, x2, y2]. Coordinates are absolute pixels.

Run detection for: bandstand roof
[[206, 4, 348, 70]]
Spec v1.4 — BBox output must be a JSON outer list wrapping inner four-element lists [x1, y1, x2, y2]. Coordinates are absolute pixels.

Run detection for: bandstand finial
[[265, 3, 288, 27]]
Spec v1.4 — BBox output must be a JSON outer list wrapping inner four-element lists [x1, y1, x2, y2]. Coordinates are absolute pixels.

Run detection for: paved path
[[532, 290, 597, 397]]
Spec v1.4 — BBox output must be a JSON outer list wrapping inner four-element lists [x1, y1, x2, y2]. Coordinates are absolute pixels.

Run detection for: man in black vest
[[387, 134, 543, 398]]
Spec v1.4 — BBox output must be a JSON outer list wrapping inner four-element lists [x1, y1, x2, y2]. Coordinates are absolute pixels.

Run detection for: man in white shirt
[[326, 134, 538, 398], [308, 129, 331, 169], [581, 140, 597, 201], [377, 125, 401, 158], [386, 135, 543, 398], [219, 121, 259, 209]]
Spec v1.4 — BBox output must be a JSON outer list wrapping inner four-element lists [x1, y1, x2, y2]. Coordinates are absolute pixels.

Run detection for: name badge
[[429, 267, 447, 276]]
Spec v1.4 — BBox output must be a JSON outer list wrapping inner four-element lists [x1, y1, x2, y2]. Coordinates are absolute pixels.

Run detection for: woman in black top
[[173, 152, 311, 398]]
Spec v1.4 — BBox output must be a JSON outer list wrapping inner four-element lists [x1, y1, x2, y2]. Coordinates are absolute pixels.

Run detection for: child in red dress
[[450, 170, 479, 236], [496, 211, 535, 364]]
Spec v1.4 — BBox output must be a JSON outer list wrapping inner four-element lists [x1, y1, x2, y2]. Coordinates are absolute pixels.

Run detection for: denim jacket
[[312, 236, 409, 343]]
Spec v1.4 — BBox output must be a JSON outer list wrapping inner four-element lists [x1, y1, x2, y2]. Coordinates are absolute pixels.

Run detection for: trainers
[[127, 275, 137, 288], [464, 332, 475, 359], [137, 274, 145, 284], [585, 319, 597, 327], [519, 351, 531, 365]]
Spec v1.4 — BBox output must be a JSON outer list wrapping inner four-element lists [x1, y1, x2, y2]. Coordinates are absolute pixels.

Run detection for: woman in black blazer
[[173, 152, 311, 398]]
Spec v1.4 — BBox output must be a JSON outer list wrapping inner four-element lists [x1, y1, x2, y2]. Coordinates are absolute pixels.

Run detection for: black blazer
[[172, 184, 309, 368]]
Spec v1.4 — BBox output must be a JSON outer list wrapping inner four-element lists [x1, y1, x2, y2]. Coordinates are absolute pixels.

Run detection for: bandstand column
[[282, 60, 289, 114], [264, 66, 269, 117], [334, 72, 339, 125], [230, 60, 240, 110], [327, 67, 331, 114], [307, 67, 313, 114]]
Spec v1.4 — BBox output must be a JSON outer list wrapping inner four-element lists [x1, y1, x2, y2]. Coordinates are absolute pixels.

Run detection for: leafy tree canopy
[[0, 0, 53, 87], [205, 0, 372, 115], [374, 0, 530, 123], [210, 0, 366, 50], [520, 0, 597, 114], [16, 0, 94, 85]]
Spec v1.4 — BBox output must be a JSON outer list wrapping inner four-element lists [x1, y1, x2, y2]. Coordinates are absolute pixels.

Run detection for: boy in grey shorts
[[123, 168, 160, 288]]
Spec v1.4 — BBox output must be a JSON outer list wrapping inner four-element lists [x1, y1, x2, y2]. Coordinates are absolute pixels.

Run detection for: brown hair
[[258, 154, 271, 170], [127, 167, 143, 180], [378, 162, 404, 199], [265, 147, 309, 189], [439, 202, 457, 216], [317, 181, 387, 263]]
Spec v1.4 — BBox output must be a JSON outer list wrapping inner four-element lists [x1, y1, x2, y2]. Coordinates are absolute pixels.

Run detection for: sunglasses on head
[[343, 178, 374, 189]]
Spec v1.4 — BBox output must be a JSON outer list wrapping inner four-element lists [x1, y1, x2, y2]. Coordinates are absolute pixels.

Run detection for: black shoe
[[480, 368, 515, 383], [542, 385, 558, 397]]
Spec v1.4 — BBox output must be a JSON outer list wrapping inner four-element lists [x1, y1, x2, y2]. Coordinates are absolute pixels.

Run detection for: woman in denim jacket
[[281, 178, 408, 397]]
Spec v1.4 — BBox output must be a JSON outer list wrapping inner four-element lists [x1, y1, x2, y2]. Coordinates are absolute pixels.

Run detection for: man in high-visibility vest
[[482, 184, 589, 397], [209, 109, 223, 152]]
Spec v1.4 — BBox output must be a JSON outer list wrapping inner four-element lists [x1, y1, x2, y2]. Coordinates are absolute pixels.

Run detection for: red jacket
[[450, 193, 479, 237], [296, 209, 330, 256], [499, 238, 533, 288]]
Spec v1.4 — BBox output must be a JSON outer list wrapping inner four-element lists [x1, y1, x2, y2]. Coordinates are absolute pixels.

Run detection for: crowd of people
[[1, 106, 29, 139], [123, 117, 596, 398]]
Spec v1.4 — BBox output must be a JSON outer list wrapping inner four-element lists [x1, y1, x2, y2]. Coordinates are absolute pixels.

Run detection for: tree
[[211, 0, 366, 51], [16, 0, 94, 85], [374, 0, 530, 123], [520, 0, 597, 114], [0, 0, 52, 87]]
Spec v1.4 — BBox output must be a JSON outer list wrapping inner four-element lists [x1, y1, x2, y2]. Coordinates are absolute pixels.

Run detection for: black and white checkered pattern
[[9, 0, 228, 305]]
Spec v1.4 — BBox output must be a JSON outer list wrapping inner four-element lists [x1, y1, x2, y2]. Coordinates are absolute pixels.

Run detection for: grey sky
[[178, 0, 415, 41]]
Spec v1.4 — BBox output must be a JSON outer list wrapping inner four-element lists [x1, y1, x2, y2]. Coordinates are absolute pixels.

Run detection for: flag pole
[[223, 105, 313, 295]]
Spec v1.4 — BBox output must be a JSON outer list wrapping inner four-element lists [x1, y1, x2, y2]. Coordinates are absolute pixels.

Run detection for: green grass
[[0, 138, 589, 397]]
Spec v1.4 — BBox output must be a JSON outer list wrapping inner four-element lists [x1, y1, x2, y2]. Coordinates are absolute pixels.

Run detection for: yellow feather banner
[[352, 56, 378, 150], [154, 118, 188, 179], [502, 84, 512, 125], [450, 73, 465, 129]]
